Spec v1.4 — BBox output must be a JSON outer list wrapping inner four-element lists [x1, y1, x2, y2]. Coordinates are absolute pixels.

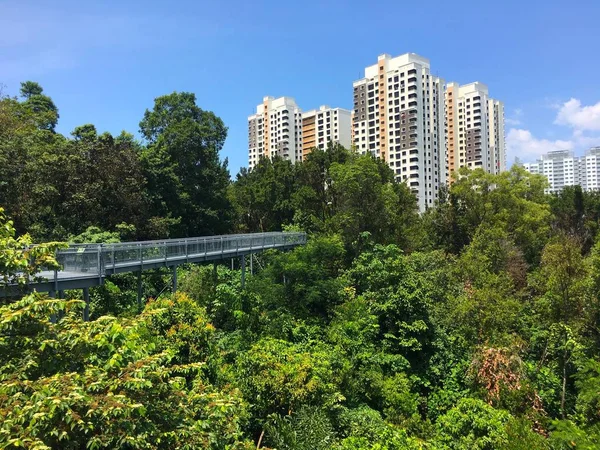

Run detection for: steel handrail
[[53, 232, 306, 278]]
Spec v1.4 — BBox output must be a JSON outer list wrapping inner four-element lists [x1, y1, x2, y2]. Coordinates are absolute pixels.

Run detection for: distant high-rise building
[[248, 96, 303, 170], [445, 82, 505, 177], [488, 99, 506, 174], [301, 106, 352, 159], [352, 53, 446, 211], [580, 147, 600, 191], [248, 98, 351, 169], [522, 149, 582, 193]]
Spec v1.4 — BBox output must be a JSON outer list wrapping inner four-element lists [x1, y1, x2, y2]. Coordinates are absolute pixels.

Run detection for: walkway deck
[[6, 232, 306, 294]]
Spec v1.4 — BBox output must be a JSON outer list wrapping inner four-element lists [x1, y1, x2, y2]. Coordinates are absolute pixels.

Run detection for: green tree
[[19, 81, 44, 98], [292, 144, 354, 233], [0, 293, 252, 449], [0, 207, 64, 291], [435, 398, 512, 449], [230, 156, 297, 232], [424, 166, 550, 262], [264, 406, 336, 450], [19, 80, 59, 131], [539, 236, 588, 325], [140, 92, 232, 237], [235, 338, 341, 420], [326, 154, 419, 253], [347, 244, 440, 370]]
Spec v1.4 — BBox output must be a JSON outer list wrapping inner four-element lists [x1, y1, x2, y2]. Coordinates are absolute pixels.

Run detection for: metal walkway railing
[[9, 232, 307, 293]]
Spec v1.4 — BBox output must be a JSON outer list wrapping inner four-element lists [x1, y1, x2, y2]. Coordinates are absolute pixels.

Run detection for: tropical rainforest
[[1, 82, 600, 449]]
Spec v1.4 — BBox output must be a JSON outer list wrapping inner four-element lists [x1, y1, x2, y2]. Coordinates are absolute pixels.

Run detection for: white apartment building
[[579, 147, 600, 191], [248, 96, 303, 169], [301, 106, 352, 158], [489, 99, 506, 173], [352, 53, 446, 211], [523, 150, 581, 194], [445, 82, 505, 177]]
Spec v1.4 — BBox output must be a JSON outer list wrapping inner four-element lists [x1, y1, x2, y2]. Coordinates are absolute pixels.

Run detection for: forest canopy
[[2, 82, 600, 449]]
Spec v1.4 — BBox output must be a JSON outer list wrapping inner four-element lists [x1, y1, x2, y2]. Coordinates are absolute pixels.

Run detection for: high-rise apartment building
[[580, 147, 600, 191], [248, 96, 303, 170], [248, 98, 351, 168], [523, 149, 581, 194], [445, 82, 505, 177], [301, 106, 352, 158], [488, 99, 506, 173], [352, 53, 446, 211]]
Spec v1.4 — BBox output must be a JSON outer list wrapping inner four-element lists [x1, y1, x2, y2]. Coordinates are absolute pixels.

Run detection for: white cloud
[[507, 128, 573, 163], [555, 98, 600, 131], [505, 108, 523, 126]]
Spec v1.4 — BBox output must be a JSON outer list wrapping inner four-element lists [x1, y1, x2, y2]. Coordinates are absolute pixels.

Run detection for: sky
[[2, 0, 600, 176]]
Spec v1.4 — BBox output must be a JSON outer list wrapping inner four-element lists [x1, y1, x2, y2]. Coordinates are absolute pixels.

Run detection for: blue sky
[[2, 0, 600, 176]]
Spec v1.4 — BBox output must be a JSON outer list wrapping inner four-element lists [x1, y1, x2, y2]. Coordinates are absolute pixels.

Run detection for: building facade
[[488, 99, 506, 174], [352, 53, 446, 211], [521, 149, 600, 194], [301, 106, 352, 158], [580, 147, 600, 191], [445, 82, 505, 178], [247, 53, 507, 212], [248, 96, 303, 170], [248, 98, 351, 168]]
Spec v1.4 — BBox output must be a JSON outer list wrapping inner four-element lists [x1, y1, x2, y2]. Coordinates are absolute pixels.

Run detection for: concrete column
[[240, 255, 246, 289], [49, 290, 57, 323], [137, 271, 143, 311], [172, 266, 178, 293], [83, 287, 90, 322], [250, 253, 253, 275]]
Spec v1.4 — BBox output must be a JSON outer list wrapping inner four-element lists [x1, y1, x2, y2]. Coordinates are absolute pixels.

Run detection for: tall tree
[[19, 80, 59, 131], [230, 156, 297, 232], [140, 92, 232, 237]]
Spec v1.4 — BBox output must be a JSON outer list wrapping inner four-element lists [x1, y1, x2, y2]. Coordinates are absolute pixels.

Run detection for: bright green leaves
[[236, 338, 342, 418], [0, 291, 252, 449], [424, 165, 551, 262], [0, 207, 65, 288]]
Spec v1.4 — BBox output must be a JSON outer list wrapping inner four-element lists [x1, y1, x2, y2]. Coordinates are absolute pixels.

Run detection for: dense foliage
[[0, 84, 230, 241], [2, 81, 600, 448]]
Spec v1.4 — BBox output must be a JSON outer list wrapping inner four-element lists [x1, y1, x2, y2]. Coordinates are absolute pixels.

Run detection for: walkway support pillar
[[83, 287, 90, 322], [58, 290, 65, 320], [137, 271, 143, 311], [172, 266, 178, 293], [250, 253, 253, 275], [240, 255, 246, 289], [49, 290, 57, 323]]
